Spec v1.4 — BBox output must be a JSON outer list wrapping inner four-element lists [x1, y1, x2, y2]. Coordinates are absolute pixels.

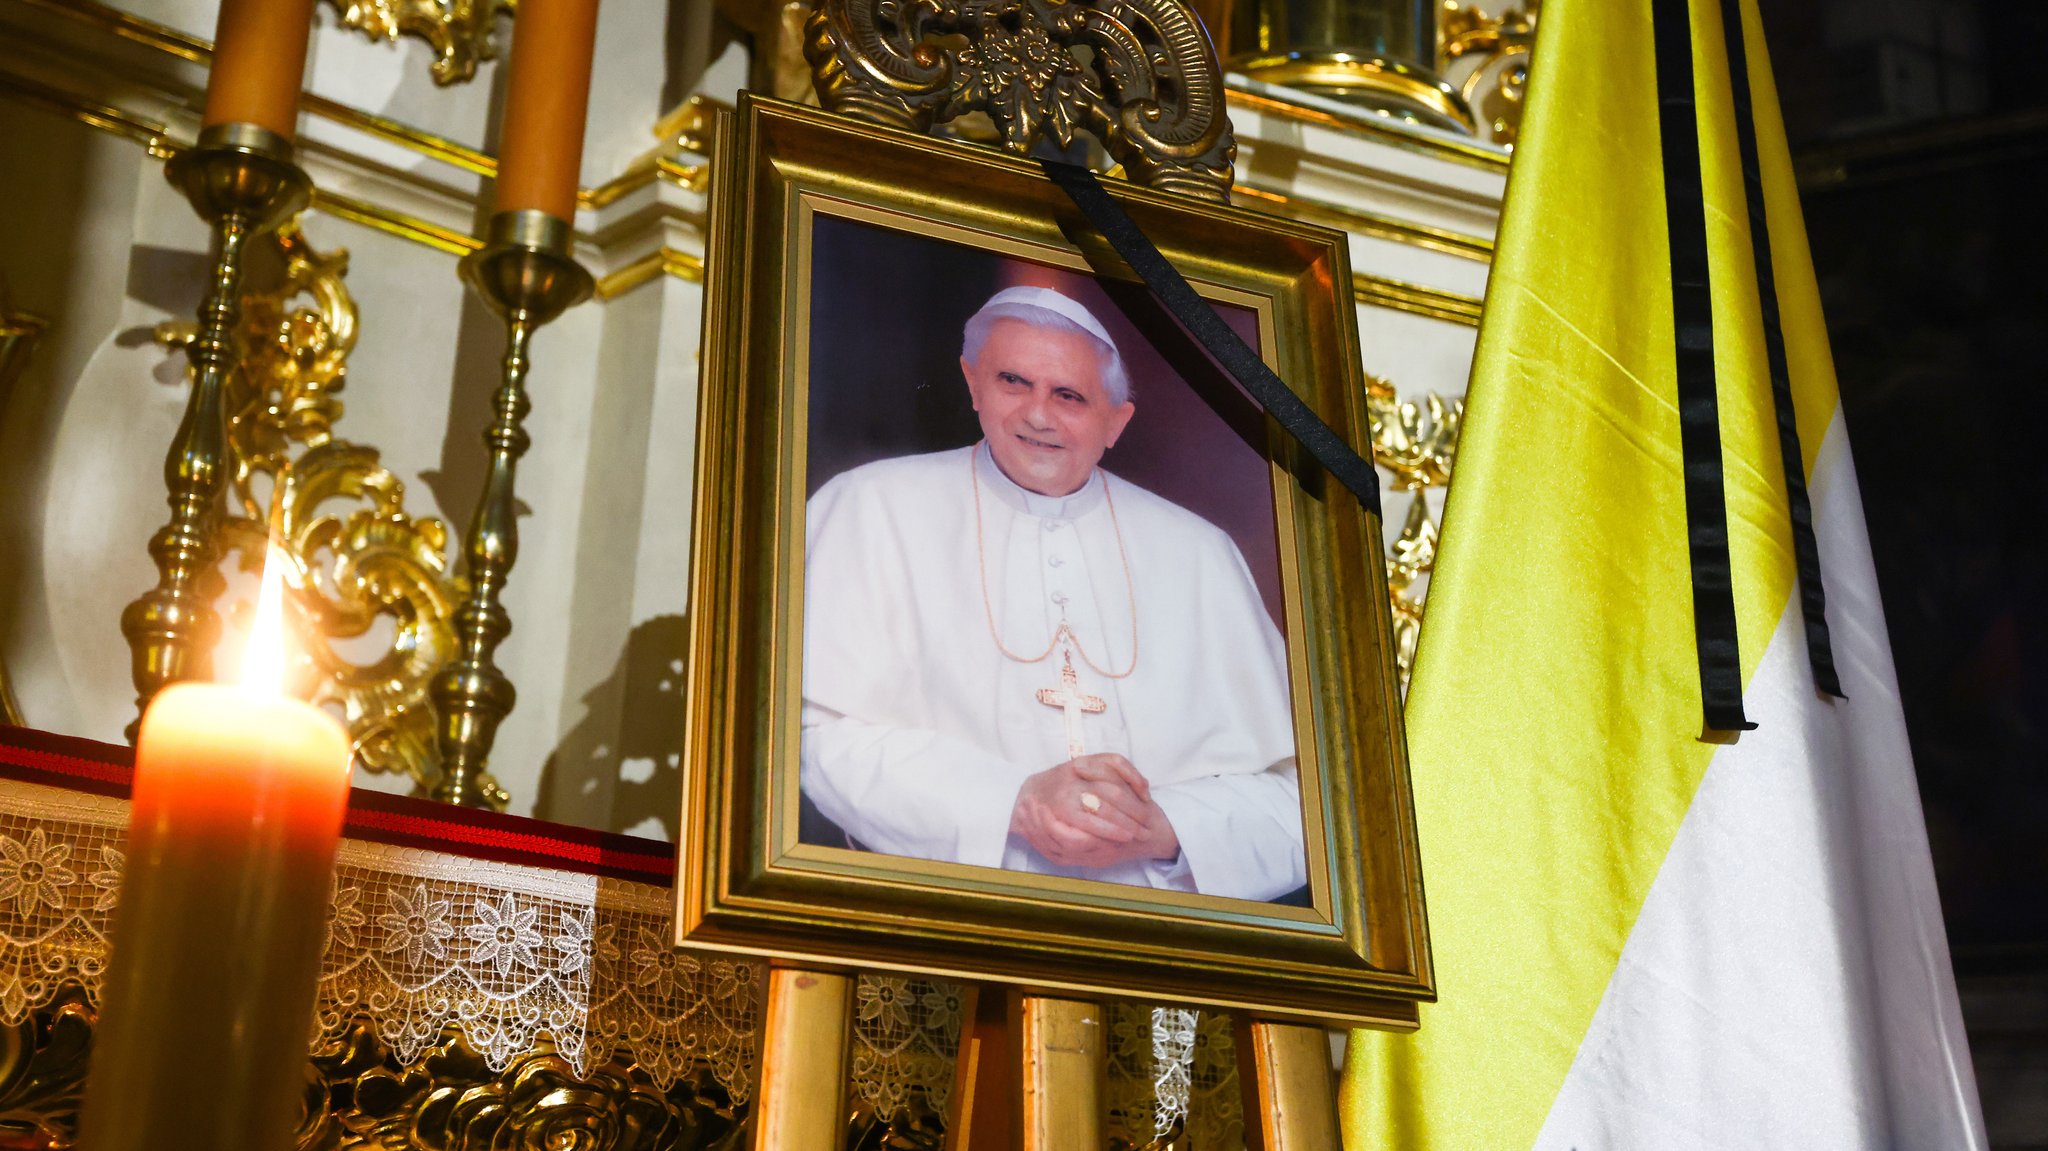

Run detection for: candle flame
[[240, 542, 292, 694]]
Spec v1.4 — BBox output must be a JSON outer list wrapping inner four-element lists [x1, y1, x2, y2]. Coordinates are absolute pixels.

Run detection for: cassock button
[[1048, 555, 1066, 568], [1044, 520, 1064, 532], [1051, 592, 1069, 607]]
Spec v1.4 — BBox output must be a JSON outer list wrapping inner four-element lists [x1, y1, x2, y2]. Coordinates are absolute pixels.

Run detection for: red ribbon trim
[[0, 724, 676, 885]]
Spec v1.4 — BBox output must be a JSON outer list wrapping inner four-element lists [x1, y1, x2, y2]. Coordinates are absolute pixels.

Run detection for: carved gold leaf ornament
[[320, 0, 515, 86], [1366, 373, 1462, 689], [1367, 373, 1461, 491], [0, 777, 770, 1146], [154, 224, 501, 809], [1439, 0, 1538, 148], [804, 0, 1237, 201]]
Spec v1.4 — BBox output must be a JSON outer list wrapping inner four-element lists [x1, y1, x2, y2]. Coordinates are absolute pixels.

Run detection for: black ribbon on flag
[[1718, 0, 1845, 699], [1039, 159, 1384, 521], [1652, 0, 1756, 732]]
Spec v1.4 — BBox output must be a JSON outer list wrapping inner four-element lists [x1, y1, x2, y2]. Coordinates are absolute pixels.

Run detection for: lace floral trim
[[0, 779, 1250, 1141], [850, 975, 966, 1116], [0, 780, 760, 1101], [1108, 1003, 1246, 1150]]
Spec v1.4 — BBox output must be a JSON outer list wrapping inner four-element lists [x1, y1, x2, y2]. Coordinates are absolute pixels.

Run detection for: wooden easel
[[753, 970, 1340, 1150]]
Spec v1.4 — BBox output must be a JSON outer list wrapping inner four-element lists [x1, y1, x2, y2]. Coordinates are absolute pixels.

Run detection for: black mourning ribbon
[[1653, 0, 1840, 734], [1719, 0, 1845, 699], [1653, 0, 1753, 732], [1039, 159, 1384, 521]]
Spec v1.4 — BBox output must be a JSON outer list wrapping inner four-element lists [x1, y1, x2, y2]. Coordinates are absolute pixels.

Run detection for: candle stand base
[[429, 210, 592, 807], [120, 123, 310, 737]]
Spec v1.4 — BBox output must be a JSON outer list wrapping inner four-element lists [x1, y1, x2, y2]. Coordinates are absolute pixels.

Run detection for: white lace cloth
[[0, 779, 760, 1100], [0, 776, 1248, 1140]]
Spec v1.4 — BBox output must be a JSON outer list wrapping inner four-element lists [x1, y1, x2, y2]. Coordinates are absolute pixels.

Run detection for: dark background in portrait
[[804, 213, 1285, 628]]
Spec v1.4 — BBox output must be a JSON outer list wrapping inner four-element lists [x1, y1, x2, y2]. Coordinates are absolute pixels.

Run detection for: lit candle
[[200, 0, 318, 140], [493, 0, 602, 220], [79, 547, 351, 1151]]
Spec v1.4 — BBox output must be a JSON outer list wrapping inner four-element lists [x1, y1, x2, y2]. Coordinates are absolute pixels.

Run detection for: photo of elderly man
[[799, 278, 1306, 903]]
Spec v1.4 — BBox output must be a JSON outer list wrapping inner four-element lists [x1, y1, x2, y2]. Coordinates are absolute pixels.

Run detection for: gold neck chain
[[970, 443, 1138, 679]]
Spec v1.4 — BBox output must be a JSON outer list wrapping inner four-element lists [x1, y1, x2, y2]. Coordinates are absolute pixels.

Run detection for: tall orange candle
[[494, 0, 602, 219], [201, 0, 318, 139], [79, 549, 351, 1151]]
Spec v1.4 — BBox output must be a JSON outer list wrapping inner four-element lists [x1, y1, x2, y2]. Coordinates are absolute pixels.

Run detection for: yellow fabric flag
[[1340, 0, 1984, 1145]]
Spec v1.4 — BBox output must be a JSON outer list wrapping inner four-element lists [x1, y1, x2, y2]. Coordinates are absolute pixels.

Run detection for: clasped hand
[[1008, 754, 1179, 869]]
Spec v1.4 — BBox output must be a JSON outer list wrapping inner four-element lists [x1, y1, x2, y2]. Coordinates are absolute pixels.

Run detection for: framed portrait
[[677, 95, 1431, 1028]]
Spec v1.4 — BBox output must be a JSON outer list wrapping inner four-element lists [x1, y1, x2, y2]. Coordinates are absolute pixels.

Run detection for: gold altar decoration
[[0, 771, 1254, 1148], [321, 0, 514, 86], [151, 223, 490, 807], [0, 46, 1491, 323], [1226, 0, 1471, 134], [120, 122, 312, 737], [1367, 373, 1463, 688], [1439, 0, 1539, 148], [0, 777, 760, 1148], [803, 0, 1239, 202]]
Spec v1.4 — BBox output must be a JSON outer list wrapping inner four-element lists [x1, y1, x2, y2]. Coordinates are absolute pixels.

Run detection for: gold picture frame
[[677, 95, 1431, 1029]]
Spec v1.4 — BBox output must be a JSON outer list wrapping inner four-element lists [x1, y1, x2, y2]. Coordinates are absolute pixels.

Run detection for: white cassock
[[800, 443, 1304, 901]]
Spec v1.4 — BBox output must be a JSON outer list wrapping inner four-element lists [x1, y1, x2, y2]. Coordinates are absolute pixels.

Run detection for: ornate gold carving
[[1368, 375, 1460, 492], [0, 782, 773, 1146], [1440, 0, 1538, 149], [1367, 375, 1462, 688], [154, 225, 492, 807], [803, 0, 1238, 202], [320, 0, 513, 86], [0, 1000, 754, 1151], [0, 987, 93, 1143], [298, 1019, 750, 1151]]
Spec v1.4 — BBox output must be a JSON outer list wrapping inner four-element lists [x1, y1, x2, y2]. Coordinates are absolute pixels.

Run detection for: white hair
[[961, 302, 1133, 407]]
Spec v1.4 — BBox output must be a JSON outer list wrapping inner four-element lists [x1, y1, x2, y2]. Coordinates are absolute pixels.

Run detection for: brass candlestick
[[122, 123, 310, 736], [430, 210, 591, 806]]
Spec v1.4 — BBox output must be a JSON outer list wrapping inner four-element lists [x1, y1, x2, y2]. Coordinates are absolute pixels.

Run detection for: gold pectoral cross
[[1035, 649, 1106, 759]]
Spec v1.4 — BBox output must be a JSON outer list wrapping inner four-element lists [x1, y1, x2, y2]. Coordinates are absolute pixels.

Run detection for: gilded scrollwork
[[1368, 374, 1462, 688], [320, 0, 514, 86], [155, 225, 495, 808], [804, 0, 1237, 201], [0, 999, 756, 1151], [1440, 0, 1538, 148], [1368, 373, 1460, 491], [0, 780, 769, 1149], [0, 988, 93, 1145], [297, 1020, 750, 1151]]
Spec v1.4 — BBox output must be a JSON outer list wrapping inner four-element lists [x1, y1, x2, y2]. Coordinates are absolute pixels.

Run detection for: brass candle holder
[[122, 123, 311, 735], [430, 210, 592, 806]]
